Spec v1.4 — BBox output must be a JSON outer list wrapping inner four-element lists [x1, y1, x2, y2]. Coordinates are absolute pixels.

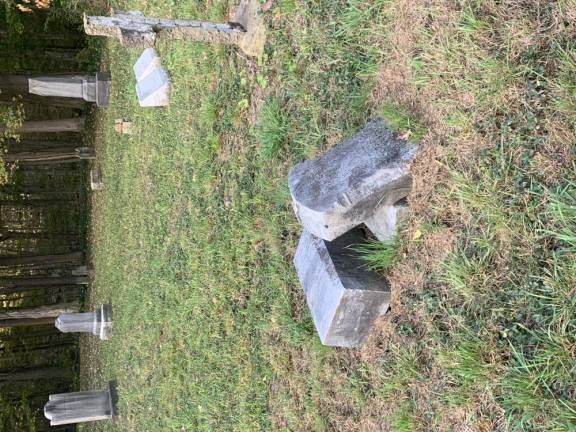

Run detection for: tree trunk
[[0, 302, 80, 320], [0, 275, 88, 288], [4, 147, 95, 164], [8, 118, 85, 133], [0, 317, 58, 327], [0, 252, 84, 267], [0, 366, 70, 382]]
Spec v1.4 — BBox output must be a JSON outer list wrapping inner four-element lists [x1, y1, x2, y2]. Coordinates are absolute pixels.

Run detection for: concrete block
[[133, 48, 161, 81], [136, 67, 170, 107], [293, 227, 390, 348], [289, 118, 417, 241]]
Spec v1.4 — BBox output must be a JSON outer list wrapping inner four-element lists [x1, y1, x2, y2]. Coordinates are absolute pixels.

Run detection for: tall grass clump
[[254, 97, 289, 160]]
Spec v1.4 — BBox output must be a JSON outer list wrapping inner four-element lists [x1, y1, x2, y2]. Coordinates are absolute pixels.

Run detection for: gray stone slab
[[45, 389, 113, 426], [55, 304, 112, 340], [289, 118, 417, 241], [135, 67, 170, 107], [293, 227, 390, 348], [90, 168, 104, 191], [133, 48, 161, 81], [28, 73, 111, 107]]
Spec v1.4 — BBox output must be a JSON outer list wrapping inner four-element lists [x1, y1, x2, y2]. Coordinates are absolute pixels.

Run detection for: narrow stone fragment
[[44, 389, 113, 426], [293, 227, 390, 348], [135, 67, 171, 107], [289, 118, 417, 241], [55, 304, 112, 340]]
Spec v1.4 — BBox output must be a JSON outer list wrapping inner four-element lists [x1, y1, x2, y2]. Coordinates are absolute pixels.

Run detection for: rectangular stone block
[[133, 48, 161, 81], [289, 118, 417, 242], [293, 227, 390, 347], [136, 67, 170, 107]]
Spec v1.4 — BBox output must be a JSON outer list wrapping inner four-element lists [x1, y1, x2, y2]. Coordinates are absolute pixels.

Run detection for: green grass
[[81, 0, 576, 431]]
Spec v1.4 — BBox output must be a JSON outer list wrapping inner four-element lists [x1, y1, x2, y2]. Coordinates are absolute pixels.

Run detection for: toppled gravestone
[[133, 48, 171, 107], [84, 0, 266, 57], [294, 227, 390, 347], [44, 389, 113, 426], [55, 304, 112, 340], [29, 73, 111, 107], [136, 67, 171, 107], [289, 118, 417, 242], [133, 48, 161, 81]]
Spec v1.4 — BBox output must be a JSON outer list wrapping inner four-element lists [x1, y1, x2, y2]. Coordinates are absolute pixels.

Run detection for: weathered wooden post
[[44, 389, 113, 426], [84, 0, 266, 56], [55, 304, 112, 340], [28, 73, 111, 106]]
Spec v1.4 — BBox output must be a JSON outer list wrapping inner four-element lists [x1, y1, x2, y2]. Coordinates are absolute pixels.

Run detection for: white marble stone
[[44, 389, 113, 426], [293, 227, 390, 348], [136, 67, 170, 107], [133, 48, 161, 81]]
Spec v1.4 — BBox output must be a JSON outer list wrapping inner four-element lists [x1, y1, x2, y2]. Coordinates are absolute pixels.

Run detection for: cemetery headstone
[[293, 227, 390, 347], [84, 0, 266, 56], [114, 118, 133, 134], [55, 304, 112, 340], [44, 389, 113, 426], [135, 67, 171, 107], [90, 168, 104, 191], [133, 48, 161, 81], [28, 73, 111, 106], [288, 118, 417, 242]]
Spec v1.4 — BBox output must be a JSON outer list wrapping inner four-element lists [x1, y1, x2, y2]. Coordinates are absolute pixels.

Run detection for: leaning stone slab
[[293, 227, 390, 348], [133, 48, 161, 81], [29, 72, 111, 106], [55, 304, 112, 340], [44, 389, 113, 426], [136, 67, 170, 107], [288, 118, 417, 242]]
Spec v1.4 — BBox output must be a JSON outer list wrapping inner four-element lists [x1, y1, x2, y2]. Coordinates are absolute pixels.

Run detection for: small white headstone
[[133, 48, 162, 81], [90, 168, 104, 191], [136, 67, 171, 107]]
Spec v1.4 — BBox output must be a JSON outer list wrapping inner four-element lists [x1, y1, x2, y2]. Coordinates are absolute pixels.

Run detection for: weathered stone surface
[[28, 73, 111, 106], [90, 168, 104, 191], [289, 118, 417, 242], [293, 227, 390, 348], [44, 389, 113, 426], [114, 118, 133, 134], [133, 48, 161, 81], [55, 304, 112, 340], [136, 67, 170, 107], [84, 10, 245, 49], [233, 0, 267, 57], [365, 198, 409, 241]]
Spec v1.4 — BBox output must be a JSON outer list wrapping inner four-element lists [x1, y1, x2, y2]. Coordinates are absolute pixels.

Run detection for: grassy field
[[82, 0, 575, 431]]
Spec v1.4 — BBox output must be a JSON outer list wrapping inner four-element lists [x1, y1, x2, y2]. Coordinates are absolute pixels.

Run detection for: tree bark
[[7, 118, 85, 133], [0, 366, 70, 382], [0, 302, 80, 320], [0, 275, 88, 288], [4, 147, 95, 164], [0, 252, 84, 267], [0, 317, 58, 327]]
